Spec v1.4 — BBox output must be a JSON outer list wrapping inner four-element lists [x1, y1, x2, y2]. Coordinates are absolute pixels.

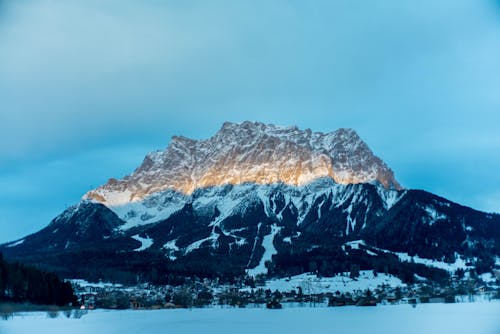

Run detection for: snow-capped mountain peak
[[3, 122, 499, 287], [85, 122, 400, 209]]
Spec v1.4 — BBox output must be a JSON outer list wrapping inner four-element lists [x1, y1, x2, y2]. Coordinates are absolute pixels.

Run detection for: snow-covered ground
[[243, 270, 405, 294], [393, 252, 471, 273], [68, 279, 123, 289], [343, 240, 473, 273], [2, 302, 499, 334], [163, 239, 179, 260], [480, 272, 498, 284]]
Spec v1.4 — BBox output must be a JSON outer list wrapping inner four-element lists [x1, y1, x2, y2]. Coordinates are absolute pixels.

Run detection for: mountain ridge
[[1, 122, 498, 286], [85, 121, 400, 206]]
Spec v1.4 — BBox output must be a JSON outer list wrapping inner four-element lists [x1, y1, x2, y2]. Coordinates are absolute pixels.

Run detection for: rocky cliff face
[[85, 121, 401, 209]]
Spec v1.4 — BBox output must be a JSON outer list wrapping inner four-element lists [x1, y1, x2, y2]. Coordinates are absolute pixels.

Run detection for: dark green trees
[[0, 253, 77, 306]]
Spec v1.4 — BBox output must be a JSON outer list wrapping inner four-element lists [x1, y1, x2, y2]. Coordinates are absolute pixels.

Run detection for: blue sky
[[1, 0, 499, 243]]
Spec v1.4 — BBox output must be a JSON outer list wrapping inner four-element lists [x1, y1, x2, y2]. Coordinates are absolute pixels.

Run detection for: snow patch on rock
[[376, 187, 405, 210], [6, 239, 25, 247], [242, 270, 405, 294], [131, 234, 153, 252], [247, 225, 282, 276]]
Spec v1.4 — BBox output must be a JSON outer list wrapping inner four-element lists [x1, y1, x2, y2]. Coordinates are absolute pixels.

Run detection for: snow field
[[243, 270, 405, 294], [2, 302, 499, 334]]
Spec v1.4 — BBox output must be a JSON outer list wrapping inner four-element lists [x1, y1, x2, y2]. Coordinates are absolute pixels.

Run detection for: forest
[[0, 253, 77, 306]]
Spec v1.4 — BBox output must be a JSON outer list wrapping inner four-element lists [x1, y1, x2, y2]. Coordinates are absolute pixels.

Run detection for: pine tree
[[0, 253, 77, 306]]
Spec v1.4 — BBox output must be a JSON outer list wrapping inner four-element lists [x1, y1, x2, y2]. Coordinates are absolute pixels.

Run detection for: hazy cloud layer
[[1, 0, 499, 242]]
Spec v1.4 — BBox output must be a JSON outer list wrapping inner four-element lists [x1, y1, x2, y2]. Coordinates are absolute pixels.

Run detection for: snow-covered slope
[[10, 175, 496, 277], [83, 176, 403, 233], [243, 271, 406, 294], [85, 122, 400, 210]]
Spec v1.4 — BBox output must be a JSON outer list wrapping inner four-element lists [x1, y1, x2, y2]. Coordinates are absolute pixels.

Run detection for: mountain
[[1, 122, 499, 285]]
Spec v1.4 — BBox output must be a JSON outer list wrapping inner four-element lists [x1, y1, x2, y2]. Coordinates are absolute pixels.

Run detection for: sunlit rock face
[[85, 121, 401, 206]]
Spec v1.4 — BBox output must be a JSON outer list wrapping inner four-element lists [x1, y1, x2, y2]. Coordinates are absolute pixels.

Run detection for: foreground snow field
[[2, 302, 499, 334]]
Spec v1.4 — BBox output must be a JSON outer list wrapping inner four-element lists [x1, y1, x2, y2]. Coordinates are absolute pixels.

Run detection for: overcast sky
[[1, 0, 500, 243]]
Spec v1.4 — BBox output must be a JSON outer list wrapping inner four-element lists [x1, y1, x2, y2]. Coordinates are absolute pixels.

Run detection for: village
[[71, 269, 500, 310]]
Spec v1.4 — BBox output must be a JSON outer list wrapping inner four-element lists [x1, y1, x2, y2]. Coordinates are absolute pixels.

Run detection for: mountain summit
[[86, 121, 401, 208]]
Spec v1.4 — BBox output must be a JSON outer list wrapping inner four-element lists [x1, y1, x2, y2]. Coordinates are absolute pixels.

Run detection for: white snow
[[131, 234, 153, 251], [344, 240, 365, 250], [394, 252, 471, 273], [424, 205, 447, 224], [414, 274, 428, 282], [243, 270, 405, 294], [317, 198, 325, 219], [366, 249, 377, 256], [6, 239, 24, 247], [163, 240, 179, 251], [342, 240, 375, 255], [3, 303, 500, 334], [345, 216, 356, 236], [376, 187, 405, 210], [256, 187, 272, 217], [246, 225, 281, 276], [95, 189, 134, 206], [206, 187, 246, 227], [342, 241, 472, 273], [86, 175, 397, 238], [247, 223, 263, 267], [479, 272, 498, 284], [115, 190, 187, 230], [185, 234, 218, 254], [68, 279, 123, 289], [163, 239, 179, 260]]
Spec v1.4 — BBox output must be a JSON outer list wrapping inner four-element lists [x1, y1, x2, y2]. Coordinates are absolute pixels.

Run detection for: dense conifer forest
[[0, 253, 77, 306]]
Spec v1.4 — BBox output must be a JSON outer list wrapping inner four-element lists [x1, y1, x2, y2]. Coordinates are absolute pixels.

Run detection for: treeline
[[8, 244, 452, 287], [12, 248, 245, 286], [0, 253, 77, 306]]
